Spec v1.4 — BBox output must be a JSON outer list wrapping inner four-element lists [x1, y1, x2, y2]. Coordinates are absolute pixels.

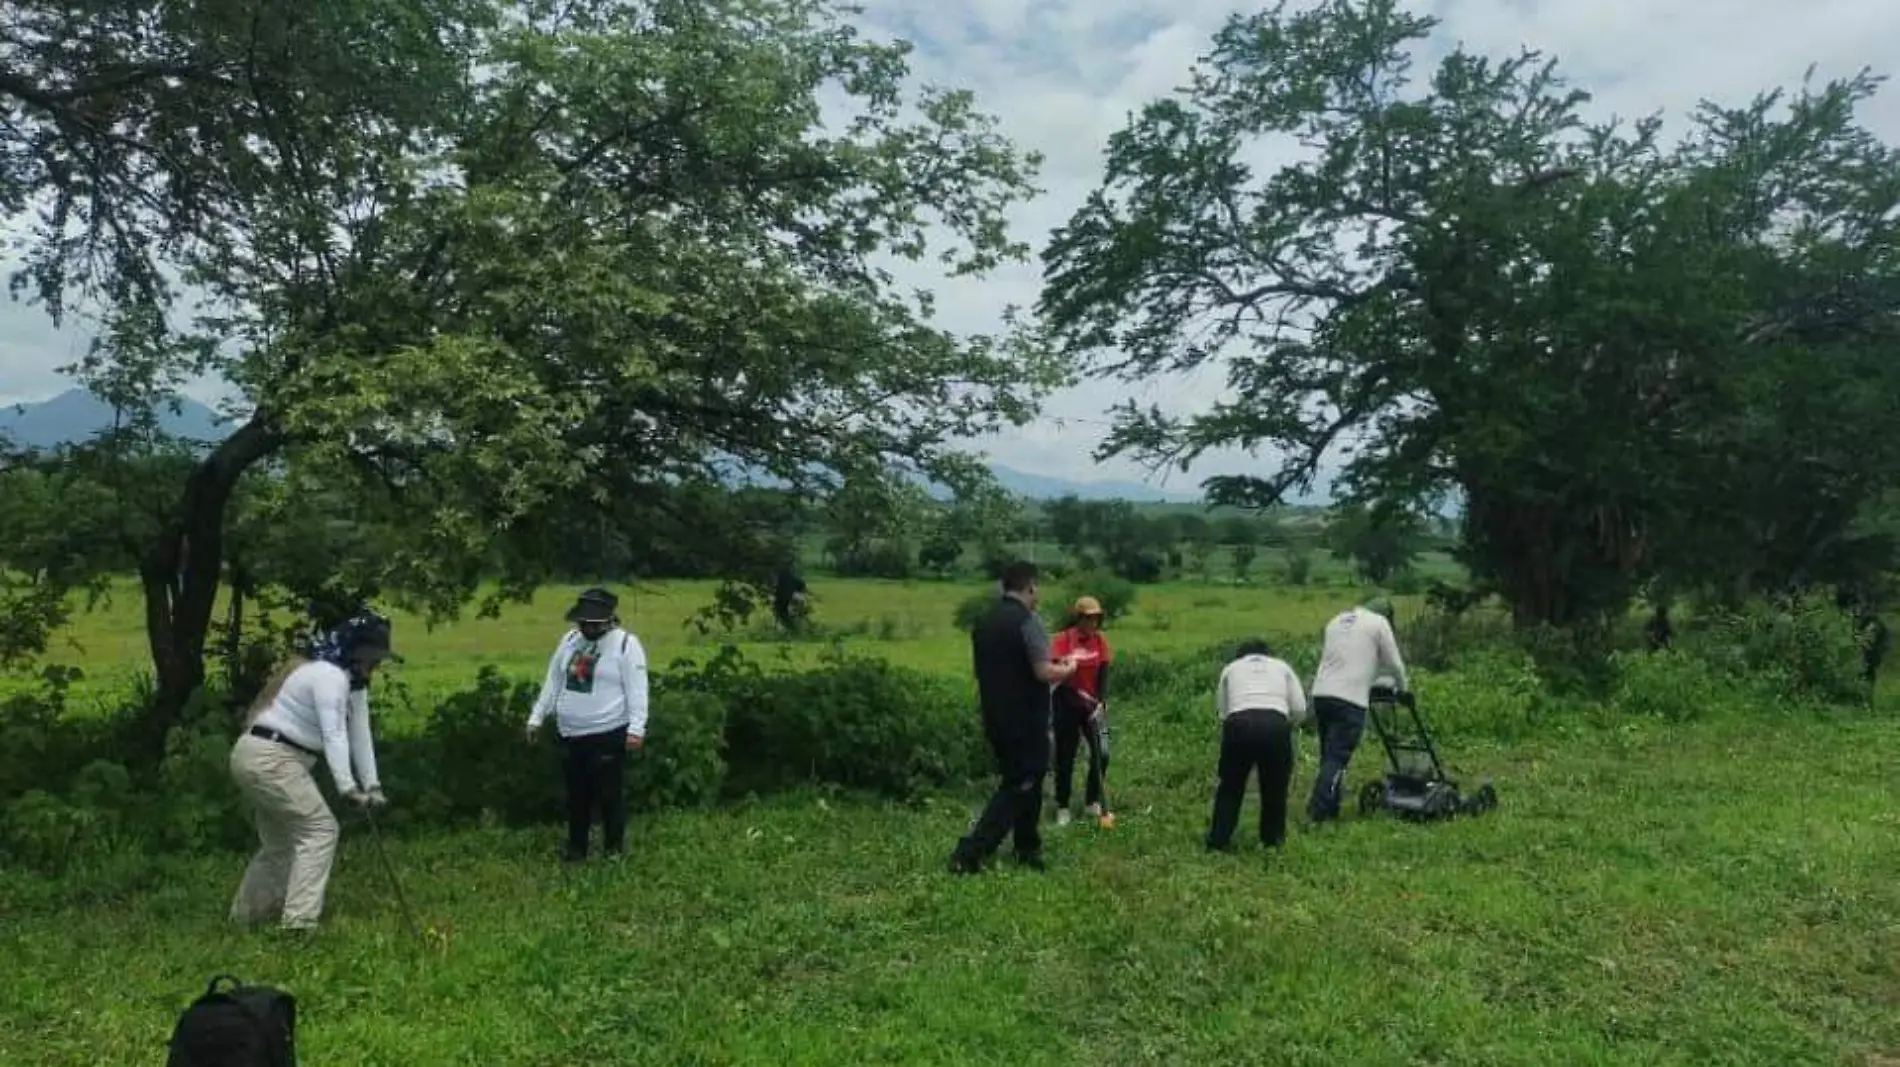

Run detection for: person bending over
[[1307, 595, 1409, 824], [228, 610, 395, 933], [1206, 638, 1307, 852]]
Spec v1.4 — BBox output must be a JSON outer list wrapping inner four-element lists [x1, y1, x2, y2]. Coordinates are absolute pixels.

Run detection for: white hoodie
[[527, 627, 651, 740], [1311, 608, 1409, 709]]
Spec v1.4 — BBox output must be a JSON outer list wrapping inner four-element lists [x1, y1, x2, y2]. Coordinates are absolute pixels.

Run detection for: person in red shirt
[[1050, 596, 1114, 825]]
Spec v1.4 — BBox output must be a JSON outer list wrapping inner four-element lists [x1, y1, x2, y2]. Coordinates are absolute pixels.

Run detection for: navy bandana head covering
[[303, 610, 394, 689]]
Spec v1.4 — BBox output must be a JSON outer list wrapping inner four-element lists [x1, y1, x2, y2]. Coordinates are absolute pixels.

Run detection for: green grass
[[6, 578, 1900, 1065]]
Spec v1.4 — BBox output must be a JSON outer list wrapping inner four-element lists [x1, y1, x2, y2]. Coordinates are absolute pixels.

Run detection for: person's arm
[[1216, 664, 1231, 720], [1283, 661, 1309, 727], [526, 634, 572, 731], [346, 688, 381, 794], [313, 669, 361, 796], [1378, 617, 1410, 692], [621, 633, 650, 742], [1024, 616, 1071, 685]]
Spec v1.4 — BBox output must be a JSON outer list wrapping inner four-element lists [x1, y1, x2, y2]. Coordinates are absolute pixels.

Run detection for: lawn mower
[[1355, 684, 1498, 822]]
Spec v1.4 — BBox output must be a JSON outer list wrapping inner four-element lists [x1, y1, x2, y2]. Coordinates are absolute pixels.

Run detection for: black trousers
[[560, 725, 629, 858], [952, 728, 1047, 867], [1206, 709, 1294, 850], [1052, 699, 1107, 809]]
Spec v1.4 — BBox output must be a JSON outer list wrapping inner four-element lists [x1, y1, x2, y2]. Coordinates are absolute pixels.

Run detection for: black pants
[[1306, 696, 1366, 822], [1206, 709, 1294, 850], [952, 729, 1047, 867], [561, 725, 628, 858], [1052, 700, 1107, 809]]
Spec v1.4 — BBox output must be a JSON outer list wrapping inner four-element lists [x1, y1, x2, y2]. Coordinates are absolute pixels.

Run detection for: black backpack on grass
[[166, 974, 297, 1067]]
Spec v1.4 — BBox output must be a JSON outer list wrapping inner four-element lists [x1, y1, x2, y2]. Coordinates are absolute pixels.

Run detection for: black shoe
[[948, 852, 984, 875], [1012, 851, 1046, 872], [1205, 840, 1235, 854], [560, 846, 587, 865]]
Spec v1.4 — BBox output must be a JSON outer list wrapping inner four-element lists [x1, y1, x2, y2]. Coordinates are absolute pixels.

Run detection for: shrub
[[952, 590, 995, 633], [698, 646, 985, 800], [1608, 649, 1741, 723], [1409, 652, 1543, 741], [1680, 593, 1868, 707], [423, 664, 729, 827], [153, 689, 253, 853], [1046, 572, 1138, 625]]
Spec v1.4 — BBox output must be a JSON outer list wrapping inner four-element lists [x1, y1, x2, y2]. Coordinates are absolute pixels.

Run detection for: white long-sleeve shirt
[[1311, 607, 1409, 708], [251, 660, 381, 795], [1216, 654, 1309, 727], [527, 627, 650, 739]]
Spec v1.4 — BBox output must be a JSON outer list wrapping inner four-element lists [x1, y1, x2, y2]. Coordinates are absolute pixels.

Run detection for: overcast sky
[[4, 0, 1899, 492]]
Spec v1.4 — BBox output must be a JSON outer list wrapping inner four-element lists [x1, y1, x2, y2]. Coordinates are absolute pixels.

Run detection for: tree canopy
[[1039, 0, 1900, 627], [1, 0, 1061, 728]]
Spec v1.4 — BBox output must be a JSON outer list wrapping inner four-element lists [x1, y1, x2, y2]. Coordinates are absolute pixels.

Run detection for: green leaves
[[1041, 0, 1900, 626]]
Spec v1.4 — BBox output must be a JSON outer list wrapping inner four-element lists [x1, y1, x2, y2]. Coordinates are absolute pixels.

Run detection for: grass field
[[6, 578, 1900, 1065]]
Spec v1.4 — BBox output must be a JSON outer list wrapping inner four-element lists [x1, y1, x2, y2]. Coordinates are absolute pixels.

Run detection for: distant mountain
[[0, 389, 1335, 506], [0, 389, 225, 449], [986, 463, 1203, 503]]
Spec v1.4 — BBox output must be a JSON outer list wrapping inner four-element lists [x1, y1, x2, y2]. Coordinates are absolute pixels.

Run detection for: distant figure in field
[[949, 561, 1075, 874], [1050, 596, 1114, 827], [1307, 595, 1410, 824], [773, 566, 809, 631], [525, 587, 650, 864], [1206, 638, 1307, 853], [1645, 602, 1673, 652], [228, 610, 395, 933]]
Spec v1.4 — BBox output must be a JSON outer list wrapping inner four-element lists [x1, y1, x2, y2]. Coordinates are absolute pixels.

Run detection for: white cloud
[[5, 0, 1899, 494]]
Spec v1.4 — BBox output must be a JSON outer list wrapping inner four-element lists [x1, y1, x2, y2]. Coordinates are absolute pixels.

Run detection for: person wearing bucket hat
[[227, 608, 397, 932], [1049, 595, 1115, 826], [1307, 594, 1410, 824], [526, 587, 651, 863]]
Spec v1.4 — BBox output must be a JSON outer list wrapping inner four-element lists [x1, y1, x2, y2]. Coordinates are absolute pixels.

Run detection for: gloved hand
[[365, 787, 389, 809], [1397, 690, 1417, 709], [1088, 703, 1107, 727], [524, 723, 540, 745], [343, 788, 372, 809]]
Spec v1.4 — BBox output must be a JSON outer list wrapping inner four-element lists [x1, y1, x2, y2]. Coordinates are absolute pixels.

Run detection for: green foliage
[[1044, 572, 1139, 626], [1679, 594, 1870, 707], [1608, 650, 1739, 724], [1324, 503, 1427, 584], [669, 646, 984, 801], [3, 0, 1062, 732], [953, 590, 997, 633], [1038, 0, 1900, 630]]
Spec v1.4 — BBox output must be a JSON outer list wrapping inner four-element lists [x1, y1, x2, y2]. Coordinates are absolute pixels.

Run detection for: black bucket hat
[[564, 587, 619, 624]]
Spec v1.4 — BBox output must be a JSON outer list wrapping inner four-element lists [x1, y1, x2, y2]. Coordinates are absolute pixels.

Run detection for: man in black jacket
[[949, 561, 1075, 874]]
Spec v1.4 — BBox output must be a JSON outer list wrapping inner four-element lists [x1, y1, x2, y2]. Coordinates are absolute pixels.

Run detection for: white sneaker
[[1055, 808, 1073, 827], [1083, 803, 1102, 818]]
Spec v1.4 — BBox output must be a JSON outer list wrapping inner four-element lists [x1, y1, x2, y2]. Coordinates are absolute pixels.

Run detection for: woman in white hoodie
[[228, 610, 395, 932], [525, 587, 650, 863]]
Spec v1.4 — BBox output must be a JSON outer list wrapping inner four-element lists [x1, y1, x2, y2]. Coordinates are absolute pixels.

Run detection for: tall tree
[[1039, 0, 1900, 628], [2, 0, 1058, 732]]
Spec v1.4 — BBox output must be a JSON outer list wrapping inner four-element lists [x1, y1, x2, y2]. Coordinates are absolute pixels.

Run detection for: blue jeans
[[1306, 696, 1366, 822]]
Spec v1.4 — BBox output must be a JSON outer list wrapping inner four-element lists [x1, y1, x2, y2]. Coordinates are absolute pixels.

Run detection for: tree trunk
[[139, 416, 282, 742]]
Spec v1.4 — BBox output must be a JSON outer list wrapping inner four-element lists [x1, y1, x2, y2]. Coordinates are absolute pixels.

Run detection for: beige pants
[[228, 733, 340, 930]]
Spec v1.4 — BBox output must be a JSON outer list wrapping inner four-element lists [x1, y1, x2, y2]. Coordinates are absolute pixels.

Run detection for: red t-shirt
[[1051, 627, 1114, 700]]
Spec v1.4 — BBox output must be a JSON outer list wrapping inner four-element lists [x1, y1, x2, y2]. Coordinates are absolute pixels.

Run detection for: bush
[[1680, 594, 1869, 707], [1608, 649, 1742, 723], [686, 645, 985, 800], [1046, 572, 1138, 625], [423, 664, 729, 827]]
